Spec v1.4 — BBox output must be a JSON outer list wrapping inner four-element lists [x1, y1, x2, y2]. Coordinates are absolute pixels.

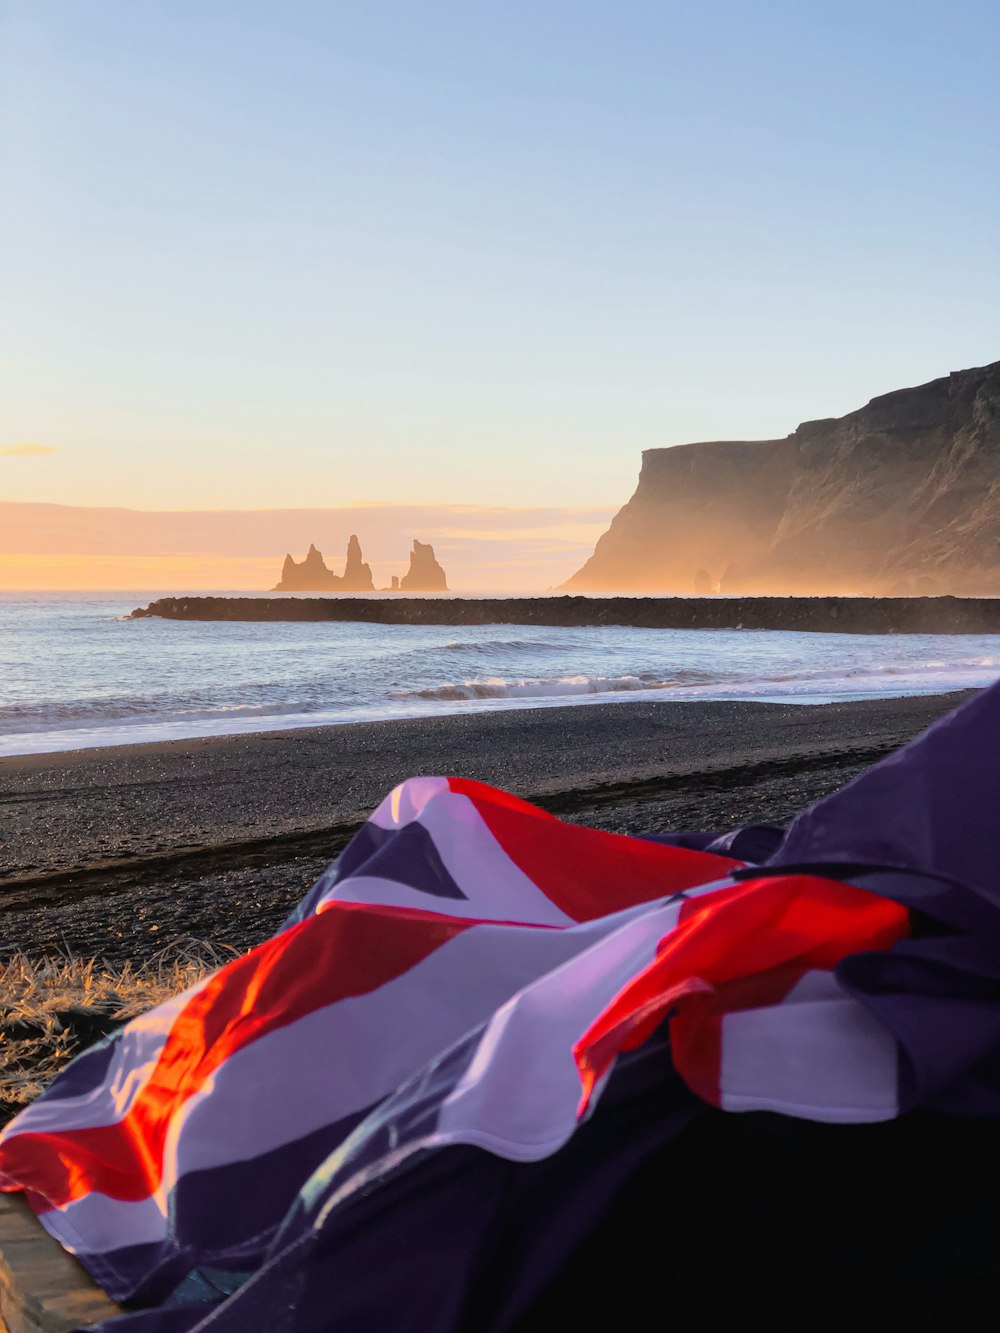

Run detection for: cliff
[[272, 536, 374, 592], [564, 360, 1000, 594], [399, 539, 448, 592]]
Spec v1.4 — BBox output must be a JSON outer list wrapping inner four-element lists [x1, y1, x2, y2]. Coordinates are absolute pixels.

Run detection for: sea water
[[3, 591, 1000, 757]]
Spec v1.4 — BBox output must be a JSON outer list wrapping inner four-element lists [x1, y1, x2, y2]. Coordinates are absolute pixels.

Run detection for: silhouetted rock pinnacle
[[272, 536, 376, 592], [399, 539, 448, 592], [343, 534, 374, 590]]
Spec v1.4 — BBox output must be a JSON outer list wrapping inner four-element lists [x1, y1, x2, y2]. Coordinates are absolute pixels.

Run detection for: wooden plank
[[0, 1195, 121, 1332]]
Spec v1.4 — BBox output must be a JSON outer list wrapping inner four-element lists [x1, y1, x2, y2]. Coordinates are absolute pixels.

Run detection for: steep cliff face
[[565, 360, 1000, 594], [273, 537, 375, 592], [400, 539, 448, 592]]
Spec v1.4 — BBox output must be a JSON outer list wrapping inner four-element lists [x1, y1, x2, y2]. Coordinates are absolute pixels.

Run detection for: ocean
[[3, 591, 1000, 758]]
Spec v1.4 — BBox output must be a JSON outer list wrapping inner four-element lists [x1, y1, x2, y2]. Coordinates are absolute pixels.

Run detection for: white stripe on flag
[[322, 789, 577, 927], [718, 969, 899, 1122], [434, 899, 688, 1160]]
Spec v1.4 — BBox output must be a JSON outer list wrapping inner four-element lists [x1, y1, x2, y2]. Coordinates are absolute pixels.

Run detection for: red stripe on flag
[[0, 902, 473, 1210], [573, 875, 908, 1111], [447, 777, 740, 922]]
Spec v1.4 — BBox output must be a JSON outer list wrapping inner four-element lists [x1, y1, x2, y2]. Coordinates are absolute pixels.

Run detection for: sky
[[2, 1, 998, 588], [0, 501, 614, 591]]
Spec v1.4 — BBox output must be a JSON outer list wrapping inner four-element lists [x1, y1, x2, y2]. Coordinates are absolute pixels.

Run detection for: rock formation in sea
[[564, 359, 1000, 595], [342, 534, 374, 590], [399, 539, 448, 592], [272, 536, 375, 592]]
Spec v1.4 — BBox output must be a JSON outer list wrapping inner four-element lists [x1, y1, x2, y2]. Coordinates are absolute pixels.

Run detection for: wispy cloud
[[0, 443, 57, 457]]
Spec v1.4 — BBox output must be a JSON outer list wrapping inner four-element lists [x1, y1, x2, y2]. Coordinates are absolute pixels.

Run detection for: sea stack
[[274, 543, 336, 591], [342, 534, 375, 591], [399, 539, 448, 592], [272, 536, 376, 592]]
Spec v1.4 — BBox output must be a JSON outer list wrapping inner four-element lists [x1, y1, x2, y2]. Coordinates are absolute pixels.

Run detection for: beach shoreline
[[0, 691, 973, 964]]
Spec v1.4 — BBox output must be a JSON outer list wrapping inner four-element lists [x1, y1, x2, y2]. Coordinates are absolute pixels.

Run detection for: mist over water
[[3, 592, 1000, 757]]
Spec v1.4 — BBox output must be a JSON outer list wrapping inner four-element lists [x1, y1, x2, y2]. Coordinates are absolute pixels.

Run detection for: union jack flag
[[3, 683, 1000, 1330]]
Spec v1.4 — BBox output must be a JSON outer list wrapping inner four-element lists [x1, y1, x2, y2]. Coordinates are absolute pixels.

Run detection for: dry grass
[[0, 941, 240, 1118]]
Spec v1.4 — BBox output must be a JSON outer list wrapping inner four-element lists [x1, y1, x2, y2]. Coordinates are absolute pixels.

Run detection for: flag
[[3, 685, 1000, 1330]]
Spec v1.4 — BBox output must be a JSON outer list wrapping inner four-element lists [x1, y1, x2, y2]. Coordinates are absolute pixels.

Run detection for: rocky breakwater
[[565, 359, 1000, 595], [130, 594, 1000, 634], [273, 536, 374, 592]]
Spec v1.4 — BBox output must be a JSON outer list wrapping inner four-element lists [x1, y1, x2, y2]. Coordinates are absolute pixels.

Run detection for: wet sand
[[0, 692, 972, 962]]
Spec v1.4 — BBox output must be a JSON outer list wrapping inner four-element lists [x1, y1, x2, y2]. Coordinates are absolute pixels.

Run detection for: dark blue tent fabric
[[776, 678, 1000, 900]]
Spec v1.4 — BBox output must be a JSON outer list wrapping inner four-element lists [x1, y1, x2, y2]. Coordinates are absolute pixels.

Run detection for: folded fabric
[[3, 685, 1000, 1331]]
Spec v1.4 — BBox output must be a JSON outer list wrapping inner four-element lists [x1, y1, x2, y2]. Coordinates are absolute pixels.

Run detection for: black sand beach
[[0, 691, 972, 963]]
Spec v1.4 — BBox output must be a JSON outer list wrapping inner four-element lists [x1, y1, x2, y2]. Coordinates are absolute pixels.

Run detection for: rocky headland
[[565, 359, 1000, 594]]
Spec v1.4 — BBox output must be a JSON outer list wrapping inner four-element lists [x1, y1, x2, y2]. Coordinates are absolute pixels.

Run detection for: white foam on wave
[[389, 674, 681, 702], [7, 593, 1000, 758], [0, 698, 304, 735], [436, 638, 579, 653]]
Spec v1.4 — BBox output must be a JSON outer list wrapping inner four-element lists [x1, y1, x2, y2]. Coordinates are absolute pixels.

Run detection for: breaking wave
[[0, 697, 309, 736], [388, 674, 680, 702], [6, 591, 1000, 756], [435, 638, 576, 653]]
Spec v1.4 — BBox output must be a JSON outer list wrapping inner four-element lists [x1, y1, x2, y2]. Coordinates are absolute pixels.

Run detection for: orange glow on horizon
[[0, 550, 593, 593], [0, 443, 58, 457], [0, 501, 614, 592], [0, 554, 281, 592]]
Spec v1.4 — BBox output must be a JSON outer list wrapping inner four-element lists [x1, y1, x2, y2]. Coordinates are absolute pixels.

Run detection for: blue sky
[[2, 0, 998, 519]]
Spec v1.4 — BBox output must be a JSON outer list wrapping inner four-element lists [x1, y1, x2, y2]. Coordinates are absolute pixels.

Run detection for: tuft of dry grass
[[0, 940, 240, 1119]]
